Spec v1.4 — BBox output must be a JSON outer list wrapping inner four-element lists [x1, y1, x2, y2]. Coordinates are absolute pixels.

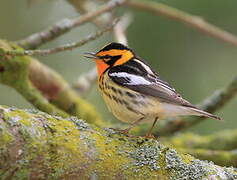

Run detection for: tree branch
[[73, 67, 97, 96], [2, 21, 117, 57], [113, 13, 132, 45], [1, 105, 236, 179], [126, 0, 237, 46], [67, 0, 114, 27], [164, 130, 237, 151], [160, 130, 237, 166], [17, 0, 126, 49], [179, 148, 237, 167], [0, 40, 105, 127]]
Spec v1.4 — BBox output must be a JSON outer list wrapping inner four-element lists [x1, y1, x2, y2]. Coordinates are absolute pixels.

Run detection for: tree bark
[[0, 105, 236, 179]]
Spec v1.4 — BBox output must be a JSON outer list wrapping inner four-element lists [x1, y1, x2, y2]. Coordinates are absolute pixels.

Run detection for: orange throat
[[95, 60, 109, 78]]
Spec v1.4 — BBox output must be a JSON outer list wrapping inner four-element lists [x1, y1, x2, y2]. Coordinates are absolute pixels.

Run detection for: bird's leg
[[120, 117, 145, 134], [145, 117, 158, 138]]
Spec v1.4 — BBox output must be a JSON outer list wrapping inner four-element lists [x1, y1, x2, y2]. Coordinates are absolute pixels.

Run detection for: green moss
[[0, 40, 69, 119], [0, 40, 105, 126], [0, 105, 237, 179], [0, 127, 13, 145], [0, 41, 30, 87]]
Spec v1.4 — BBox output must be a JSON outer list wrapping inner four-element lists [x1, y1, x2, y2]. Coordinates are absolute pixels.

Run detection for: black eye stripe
[[102, 55, 122, 66], [99, 55, 112, 59]]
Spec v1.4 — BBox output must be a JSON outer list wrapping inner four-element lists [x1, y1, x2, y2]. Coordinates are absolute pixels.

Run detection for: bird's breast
[[98, 74, 163, 123]]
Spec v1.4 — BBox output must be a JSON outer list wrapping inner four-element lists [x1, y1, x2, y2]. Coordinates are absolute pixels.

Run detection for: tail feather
[[190, 107, 222, 120]]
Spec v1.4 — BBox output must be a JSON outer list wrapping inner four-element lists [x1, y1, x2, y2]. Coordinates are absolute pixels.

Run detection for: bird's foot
[[110, 128, 131, 135], [144, 133, 156, 139]]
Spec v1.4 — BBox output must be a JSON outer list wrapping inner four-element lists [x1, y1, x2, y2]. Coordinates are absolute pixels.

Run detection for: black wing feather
[[108, 58, 195, 108]]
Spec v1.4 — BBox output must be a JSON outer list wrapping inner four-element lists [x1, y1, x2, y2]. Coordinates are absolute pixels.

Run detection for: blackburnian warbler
[[84, 42, 221, 136]]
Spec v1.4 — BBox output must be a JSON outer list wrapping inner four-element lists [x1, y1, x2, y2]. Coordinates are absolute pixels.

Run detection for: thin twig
[[73, 67, 97, 96], [17, 0, 126, 49], [2, 21, 118, 57], [67, 0, 113, 27], [126, 0, 237, 46], [156, 76, 237, 136], [113, 13, 132, 45]]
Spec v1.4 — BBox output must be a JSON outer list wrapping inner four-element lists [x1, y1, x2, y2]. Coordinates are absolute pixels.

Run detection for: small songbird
[[84, 42, 221, 136]]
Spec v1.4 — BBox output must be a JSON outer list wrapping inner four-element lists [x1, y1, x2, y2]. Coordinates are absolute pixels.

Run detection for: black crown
[[99, 42, 130, 52]]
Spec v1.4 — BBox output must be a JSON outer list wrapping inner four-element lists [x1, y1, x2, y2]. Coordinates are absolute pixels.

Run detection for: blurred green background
[[0, 0, 236, 134]]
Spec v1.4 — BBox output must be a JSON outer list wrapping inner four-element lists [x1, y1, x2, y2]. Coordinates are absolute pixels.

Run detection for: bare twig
[[156, 76, 237, 136], [67, 0, 113, 27], [73, 67, 97, 96], [113, 13, 132, 45], [17, 0, 126, 49], [3, 21, 117, 57], [126, 0, 237, 46], [67, 0, 114, 96]]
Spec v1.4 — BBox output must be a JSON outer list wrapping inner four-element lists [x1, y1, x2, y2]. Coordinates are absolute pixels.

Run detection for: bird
[[84, 42, 221, 137]]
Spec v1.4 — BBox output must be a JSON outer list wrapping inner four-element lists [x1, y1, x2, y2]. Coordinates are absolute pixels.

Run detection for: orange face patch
[[95, 59, 109, 77], [94, 49, 134, 78]]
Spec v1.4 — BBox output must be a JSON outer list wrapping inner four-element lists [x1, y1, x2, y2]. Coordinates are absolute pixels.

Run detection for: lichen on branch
[[0, 105, 236, 179], [0, 40, 105, 126]]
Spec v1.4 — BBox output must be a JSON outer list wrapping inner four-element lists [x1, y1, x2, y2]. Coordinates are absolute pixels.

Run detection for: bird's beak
[[83, 52, 98, 59]]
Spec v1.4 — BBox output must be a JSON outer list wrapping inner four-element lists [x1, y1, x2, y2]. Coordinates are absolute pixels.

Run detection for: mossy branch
[[0, 40, 105, 127], [178, 148, 237, 167], [161, 130, 237, 166], [163, 130, 237, 151], [0, 105, 236, 179]]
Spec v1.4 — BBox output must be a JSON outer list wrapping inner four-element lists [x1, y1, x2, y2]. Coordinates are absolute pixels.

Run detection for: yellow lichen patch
[[86, 131, 132, 178], [1, 105, 236, 179], [48, 118, 82, 153], [40, 116, 88, 178], [0, 128, 13, 145], [5, 109, 32, 127]]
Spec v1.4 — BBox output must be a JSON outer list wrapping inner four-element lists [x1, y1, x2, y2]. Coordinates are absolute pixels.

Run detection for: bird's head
[[84, 42, 135, 77]]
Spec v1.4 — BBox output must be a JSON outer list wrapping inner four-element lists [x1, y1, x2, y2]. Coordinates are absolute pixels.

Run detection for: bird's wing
[[108, 58, 195, 108]]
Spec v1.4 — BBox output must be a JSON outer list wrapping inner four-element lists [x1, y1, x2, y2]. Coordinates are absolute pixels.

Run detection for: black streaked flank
[[111, 86, 117, 93], [117, 89, 123, 96], [126, 106, 144, 116], [126, 91, 136, 98]]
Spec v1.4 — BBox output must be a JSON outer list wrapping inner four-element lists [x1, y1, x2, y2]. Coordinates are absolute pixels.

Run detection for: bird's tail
[[189, 107, 222, 120]]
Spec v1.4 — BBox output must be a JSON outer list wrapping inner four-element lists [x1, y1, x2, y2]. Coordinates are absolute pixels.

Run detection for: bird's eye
[[103, 55, 111, 61]]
